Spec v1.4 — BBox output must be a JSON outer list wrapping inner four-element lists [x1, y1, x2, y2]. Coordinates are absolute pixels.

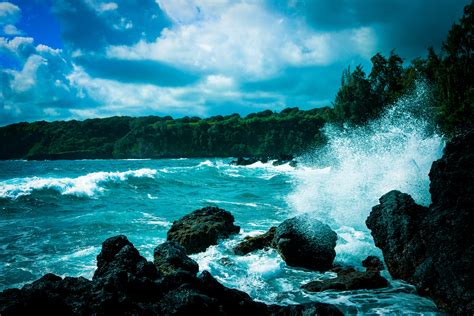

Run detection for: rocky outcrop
[[234, 227, 276, 255], [361, 256, 384, 272], [273, 215, 337, 271], [167, 206, 240, 254], [0, 235, 342, 315], [366, 131, 474, 315], [230, 155, 297, 167], [302, 256, 388, 293], [154, 241, 199, 276]]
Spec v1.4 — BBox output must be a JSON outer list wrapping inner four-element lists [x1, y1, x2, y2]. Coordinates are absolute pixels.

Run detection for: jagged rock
[[273, 215, 337, 271], [0, 236, 343, 315], [366, 131, 474, 315], [268, 302, 343, 315], [302, 268, 389, 292], [94, 235, 159, 280], [167, 207, 240, 254], [234, 227, 276, 255], [154, 241, 199, 276], [362, 256, 384, 272]]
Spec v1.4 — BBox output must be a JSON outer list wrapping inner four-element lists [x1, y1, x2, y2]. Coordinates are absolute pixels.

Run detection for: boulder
[[230, 157, 260, 166], [167, 207, 240, 254], [366, 131, 474, 315], [154, 241, 199, 276], [362, 256, 384, 272], [234, 227, 276, 255], [273, 215, 337, 271], [94, 235, 159, 280]]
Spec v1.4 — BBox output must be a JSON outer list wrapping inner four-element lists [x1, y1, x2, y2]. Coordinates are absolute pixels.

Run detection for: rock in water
[[234, 226, 277, 255], [273, 215, 337, 271], [362, 256, 384, 272], [167, 206, 240, 254], [366, 131, 474, 315], [0, 235, 343, 315], [154, 241, 199, 276]]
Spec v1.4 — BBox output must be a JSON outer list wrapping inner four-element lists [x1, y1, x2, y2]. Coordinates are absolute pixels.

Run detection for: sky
[[0, 0, 470, 125]]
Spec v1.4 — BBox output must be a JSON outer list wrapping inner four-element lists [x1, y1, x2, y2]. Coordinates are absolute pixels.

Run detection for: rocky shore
[[1, 131, 471, 315], [366, 131, 474, 315]]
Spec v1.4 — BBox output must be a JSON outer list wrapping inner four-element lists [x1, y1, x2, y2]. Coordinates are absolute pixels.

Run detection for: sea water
[[0, 86, 446, 314]]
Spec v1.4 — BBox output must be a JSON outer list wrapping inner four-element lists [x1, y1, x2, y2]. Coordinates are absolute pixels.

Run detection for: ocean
[[0, 91, 446, 314]]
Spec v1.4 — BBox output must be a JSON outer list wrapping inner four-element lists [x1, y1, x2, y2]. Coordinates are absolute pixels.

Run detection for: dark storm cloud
[[268, 0, 469, 58]]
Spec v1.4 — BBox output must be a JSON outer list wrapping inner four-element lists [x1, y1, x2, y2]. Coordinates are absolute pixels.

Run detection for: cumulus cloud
[[0, 1, 22, 36], [108, 2, 376, 79], [0, 0, 470, 125]]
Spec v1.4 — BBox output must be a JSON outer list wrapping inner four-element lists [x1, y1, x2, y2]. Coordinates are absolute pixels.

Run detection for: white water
[[0, 168, 158, 199], [288, 83, 444, 229]]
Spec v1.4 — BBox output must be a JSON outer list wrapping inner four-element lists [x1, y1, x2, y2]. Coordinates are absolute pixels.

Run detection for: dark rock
[[154, 241, 199, 276], [366, 131, 474, 315], [197, 270, 268, 315], [362, 256, 384, 272], [268, 302, 343, 315], [94, 235, 160, 280], [230, 157, 259, 166], [366, 191, 428, 279], [302, 269, 389, 292], [272, 154, 296, 167], [273, 215, 337, 271], [234, 227, 276, 255], [167, 206, 240, 254], [0, 235, 343, 316]]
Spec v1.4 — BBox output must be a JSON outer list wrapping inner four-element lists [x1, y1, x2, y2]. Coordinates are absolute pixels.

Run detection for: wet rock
[[94, 235, 159, 280], [230, 157, 259, 166], [268, 302, 344, 315], [234, 227, 276, 255], [302, 268, 389, 292], [154, 241, 199, 276], [273, 215, 337, 271], [366, 131, 474, 315], [167, 207, 240, 254], [362, 256, 384, 272], [0, 235, 343, 315]]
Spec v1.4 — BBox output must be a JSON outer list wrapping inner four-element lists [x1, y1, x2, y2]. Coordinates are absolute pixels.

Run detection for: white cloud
[[2, 23, 20, 35], [108, 2, 377, 80], [0, 2, 20, 24], [7, 55, 46, 92], [99, 2, 118, 12]]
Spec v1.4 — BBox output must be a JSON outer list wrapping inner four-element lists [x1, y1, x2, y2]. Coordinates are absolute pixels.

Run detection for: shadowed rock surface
[[302, 257, 389, 292], [366, 131, 474, 315], [167, 206, 241, 254], [273, 215, 337, 271], [154, 241, 199, 276], [234, 227, 277, 255], [0, 235, 342, 315]]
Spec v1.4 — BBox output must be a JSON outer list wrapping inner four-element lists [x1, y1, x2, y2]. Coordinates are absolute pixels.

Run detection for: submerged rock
[[154, 241, 199, 276], [234, 226, 277, 255], [273, 215, 337, 271], [167, 206, 240, 254], [302, 268, 389, 292], [366, 131, 474, 315], [0, 235, 343, 315]]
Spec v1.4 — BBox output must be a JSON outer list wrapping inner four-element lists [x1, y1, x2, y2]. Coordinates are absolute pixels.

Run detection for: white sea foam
[[287, 83, 444, 230], [205, 199, 258, 208], [0, 168, 158, 199]]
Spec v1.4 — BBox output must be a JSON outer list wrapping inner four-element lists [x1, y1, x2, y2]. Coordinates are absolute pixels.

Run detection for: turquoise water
[[0, 91, 447, 314]]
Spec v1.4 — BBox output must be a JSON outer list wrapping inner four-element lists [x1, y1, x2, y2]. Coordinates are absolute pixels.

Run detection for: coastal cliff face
[[366, 131, 474, 314]]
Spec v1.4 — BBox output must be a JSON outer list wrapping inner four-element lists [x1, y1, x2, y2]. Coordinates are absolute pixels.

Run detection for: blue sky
[[0, 0, 469, 125]]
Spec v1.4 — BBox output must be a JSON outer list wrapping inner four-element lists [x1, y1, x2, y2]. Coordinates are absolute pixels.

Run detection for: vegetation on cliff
[[0, 3, 472, 160]]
